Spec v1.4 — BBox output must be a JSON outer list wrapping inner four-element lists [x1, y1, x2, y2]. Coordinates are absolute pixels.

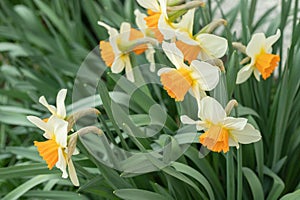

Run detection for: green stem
[[226, 150, 235, 200], [237, 146, 243, 200]]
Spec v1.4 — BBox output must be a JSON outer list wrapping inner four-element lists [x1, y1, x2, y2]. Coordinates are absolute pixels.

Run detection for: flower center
[[255, 49, 280, 80], [160, 67, 193, 101], [34, 138, 59, 169], [199, 124, 229, 153]]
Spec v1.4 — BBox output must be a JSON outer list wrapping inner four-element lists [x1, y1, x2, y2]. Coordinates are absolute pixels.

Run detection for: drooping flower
[[27, 115, 79, 186], [158, 42, 220, 103], [98, 21, 152, 82], [236, 29, 281, 84], [181, 97, 261, 153], [135, 9, 156, 72], [173, 9, 228, 63], [39, 89, 67, 120]]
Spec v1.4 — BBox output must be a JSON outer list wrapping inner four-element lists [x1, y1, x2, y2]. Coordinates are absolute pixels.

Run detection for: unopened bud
[[66, 108, 100, 132], [197, 19, 227, 34], [206, 58, 225, 72], [167, 1, 205, 12], [225, 99, 238, 116], [232, 42, 247, 54], [67, 133, 78, 161], [240, 57, 251, 65]]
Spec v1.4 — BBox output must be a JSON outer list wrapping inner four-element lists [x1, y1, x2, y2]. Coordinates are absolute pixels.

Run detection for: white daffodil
[[135, 9, 156, 72], [181, 97, 261, 153], [236, 29, 281, 84], [136, 0, 166, 42], [157, 42, 220, 104], [98, 22, 135, 82], [39, 89, 67, 120], [99, 21, 155, 82], [174, 8, 228, 63], [27, 115, 79, 186]]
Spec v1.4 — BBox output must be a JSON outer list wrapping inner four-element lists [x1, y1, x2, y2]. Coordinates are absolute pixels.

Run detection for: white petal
[[124, 56, 134, 82], [39, 96, 57, 115], [53, 119, 68, 147], [231, 123, 261, 144], [236, 64, 254, 84], [246, 33, 266, 57], [199, 96, 226, 123], [134, 9, 147, 32], [162, 42, 184, 69], [176, 31, 199, 45], [174, 9, 195, 36], [196, 34, 228, 60], [109, 31, 121, 54], [68, 159, 79, 186], [98, 21, 121, 54], [228, 136, 239, 148], [120, 22, 131, 42], [136, 0, 160, 12], [145, 46, 156, 72], [97, 21, 112, 31], [56, 148, 68, 178], [265, 29, 281, 51], [56, 89, 67, 118], [158, 13, 175, 40], [180, 115, 206, 130], [190, 60, 220, 91], [159, 0, 167, 14], [180, 115, 197, 124], [111, 57, 125, 73], [223, 117, 247, 131], [27, 116, 48, 132], [157, 67, 173, 76], [253, 68, 261, 81]]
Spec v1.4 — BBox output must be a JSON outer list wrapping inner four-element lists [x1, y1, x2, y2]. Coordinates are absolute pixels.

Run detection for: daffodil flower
[[181, 97, 261, 153], [173, 9, 228, 63], [135, 9, 156, 72], [99, 21, 154, 82], [236, 29, 281, 84], [136, 0, 166, 42], [157, 42, 220, 103], [39, 89, 67, 120], [27, 115, 79, 186]]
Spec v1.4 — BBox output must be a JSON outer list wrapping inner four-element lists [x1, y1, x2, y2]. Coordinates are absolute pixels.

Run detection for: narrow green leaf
[[242, 167, 264, 200], [3, 174, 59, 200], [114, 189, 171, 200]]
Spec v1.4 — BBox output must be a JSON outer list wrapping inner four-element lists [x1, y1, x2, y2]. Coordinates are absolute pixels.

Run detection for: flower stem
[[226, 150, 235, 200], [237, 146, 243, 200]]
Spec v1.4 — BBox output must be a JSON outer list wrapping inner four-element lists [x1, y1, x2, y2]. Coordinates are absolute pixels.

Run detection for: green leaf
[[0, 163, 59, 179], [242, 167, 264, 200], [114, 189, 171, 200], [264, 166, 285, 200], [172, 162, 215, 200], [24, 190, 89, 200], [3, 174, 59, 200], [280, 189, 300, 200]]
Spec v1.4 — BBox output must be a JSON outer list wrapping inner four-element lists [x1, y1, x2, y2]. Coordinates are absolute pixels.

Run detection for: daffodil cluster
[[97, 0, 278, 153]]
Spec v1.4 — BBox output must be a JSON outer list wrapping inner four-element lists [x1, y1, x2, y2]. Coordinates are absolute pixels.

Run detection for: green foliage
[[0, 0, 299, 199]]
